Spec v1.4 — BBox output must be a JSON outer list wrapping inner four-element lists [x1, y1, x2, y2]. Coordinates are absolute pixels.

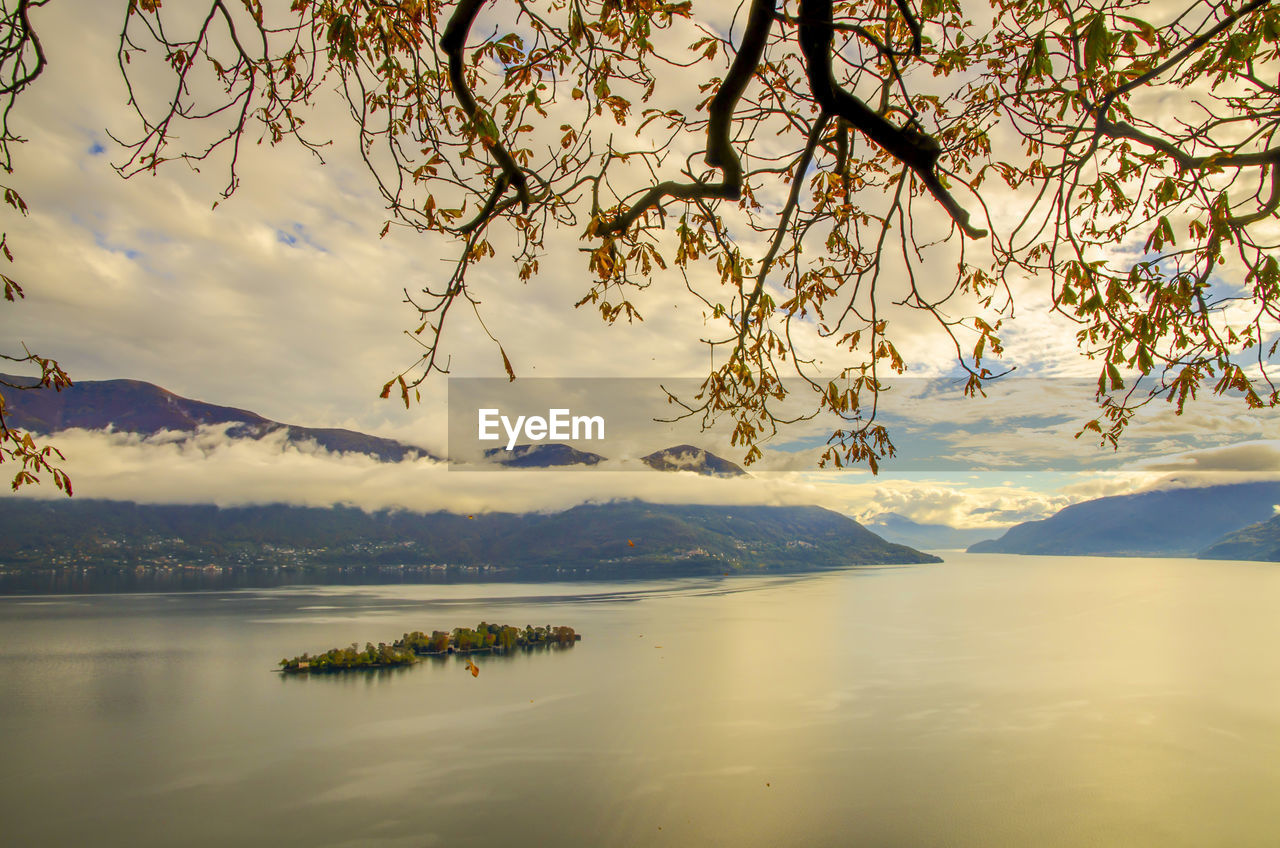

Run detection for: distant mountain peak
[[483, 443, 606, 467], [640, 444, 747, 477], [865, 512, 1003, 551]]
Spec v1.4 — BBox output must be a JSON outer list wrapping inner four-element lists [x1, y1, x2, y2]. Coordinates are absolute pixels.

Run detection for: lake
[[2, 553, 1278, 847]]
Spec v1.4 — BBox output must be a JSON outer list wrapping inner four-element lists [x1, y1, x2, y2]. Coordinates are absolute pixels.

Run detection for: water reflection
[[0, 562, 879, 598], [2, 556, 1279, 847]]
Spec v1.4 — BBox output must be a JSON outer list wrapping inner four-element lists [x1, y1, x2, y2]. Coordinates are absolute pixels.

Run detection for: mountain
[[484, 443, 606, 467], [0, 377, 940, 578], [967, 482, 1280, 557], [483, 443, 747, 472], [866, 512, 1005, 551], [1199, 514, 1280, 561], [0, 499, 939, 575], [640, 445, 747, 477], [2, 375, 435, 462], [4, 377, 755, 472]]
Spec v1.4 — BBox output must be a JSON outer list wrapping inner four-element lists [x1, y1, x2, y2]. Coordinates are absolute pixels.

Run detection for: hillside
[[967, 482, 1280, 557], [1199, 515, 1280, 561], [0, 499, 940, 577]]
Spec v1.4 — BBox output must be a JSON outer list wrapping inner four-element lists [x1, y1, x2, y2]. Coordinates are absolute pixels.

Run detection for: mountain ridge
[[0, 499, 941, 576], [1199, 514, 1280, 561], [967, 482, 1280, 557], [5, 375, 750, 473], [483, 443, 607, 467], [2, 374, 435, 462]]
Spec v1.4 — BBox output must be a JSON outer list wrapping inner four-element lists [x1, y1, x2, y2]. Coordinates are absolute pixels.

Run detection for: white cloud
[[0, 425, 1063, 532]]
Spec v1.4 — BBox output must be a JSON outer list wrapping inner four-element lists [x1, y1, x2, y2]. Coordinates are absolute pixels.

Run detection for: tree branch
[[1093, 114, 1280, 171], [595, 0, 776, 236], [796, 0, 986, 238], [440, 0, 531, 213], [734, 112, 830, 358], [1096, 0, 1271, 115]]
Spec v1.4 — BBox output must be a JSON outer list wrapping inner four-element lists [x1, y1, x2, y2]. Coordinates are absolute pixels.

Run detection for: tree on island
[[2, 0, 1279, 484]]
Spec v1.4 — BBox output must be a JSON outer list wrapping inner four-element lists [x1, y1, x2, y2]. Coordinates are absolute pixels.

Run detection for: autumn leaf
[[499, 345, 515, 382]]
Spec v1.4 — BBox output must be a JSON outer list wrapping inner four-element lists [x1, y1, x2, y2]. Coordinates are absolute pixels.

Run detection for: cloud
[[2, 425, 1062, 532], [1136, 441, 1280, 473], [1, 425, 828, 514], [831, 477, 1068, 528], [1049, 441, 1280, 505]]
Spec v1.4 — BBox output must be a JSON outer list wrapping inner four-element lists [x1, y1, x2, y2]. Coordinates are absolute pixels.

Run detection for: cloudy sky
[[2, 2, 1277, 530]]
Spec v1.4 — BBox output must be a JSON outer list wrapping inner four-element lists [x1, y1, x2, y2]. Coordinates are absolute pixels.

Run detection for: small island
[[279, 622, 580, 673]]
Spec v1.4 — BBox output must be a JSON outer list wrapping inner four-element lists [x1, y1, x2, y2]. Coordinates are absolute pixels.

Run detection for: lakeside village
[[8, 540, 503, 572], [6, 539, 726, 575], [279, 622, 582, 674]]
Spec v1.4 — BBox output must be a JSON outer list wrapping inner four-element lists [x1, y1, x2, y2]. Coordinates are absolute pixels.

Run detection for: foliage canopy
[[3, 0, 1280, 479]]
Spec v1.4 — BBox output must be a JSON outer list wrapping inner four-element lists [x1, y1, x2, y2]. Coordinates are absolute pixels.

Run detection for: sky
[[2, 2, 1278, 531]]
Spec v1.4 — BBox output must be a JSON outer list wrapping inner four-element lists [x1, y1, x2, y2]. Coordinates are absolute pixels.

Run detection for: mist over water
[[3, 554, 1279, 847]]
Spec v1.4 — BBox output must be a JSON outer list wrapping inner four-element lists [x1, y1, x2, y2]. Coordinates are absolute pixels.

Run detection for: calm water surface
[[2, 553, 1278, 847]]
